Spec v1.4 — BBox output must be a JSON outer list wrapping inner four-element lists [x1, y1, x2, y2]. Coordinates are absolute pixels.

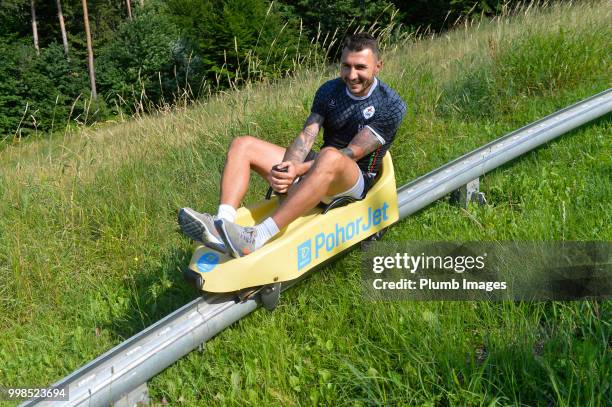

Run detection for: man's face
[[340, 48, 382, 97]]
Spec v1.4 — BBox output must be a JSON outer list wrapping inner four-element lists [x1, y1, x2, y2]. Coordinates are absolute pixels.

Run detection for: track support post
[[114, 382, 150, 407], [450, 178, 486, 208]]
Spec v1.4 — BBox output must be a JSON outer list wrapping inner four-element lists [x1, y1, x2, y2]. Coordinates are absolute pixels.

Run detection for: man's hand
[[269, 112, 323, 193], [268, 161, 298, 193]]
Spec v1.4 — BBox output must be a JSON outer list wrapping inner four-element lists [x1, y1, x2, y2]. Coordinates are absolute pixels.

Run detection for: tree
[[97, 6, 190, 109], [389, 0, 509, 32], [56, 0, 69, 56], [126, 0, 132, 20], [1, 1, 28, 37], [30, 0, 39, 55], [165, 0, 302, 85], [280, 1, 398, 41], [82, 0, 96, 98]]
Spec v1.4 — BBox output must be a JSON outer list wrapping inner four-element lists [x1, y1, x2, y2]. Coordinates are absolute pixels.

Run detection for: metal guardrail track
[[22, 89, 611, 406]]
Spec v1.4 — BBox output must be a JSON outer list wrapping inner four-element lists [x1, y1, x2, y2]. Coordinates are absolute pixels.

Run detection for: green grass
[[0, 1, 611, 405]]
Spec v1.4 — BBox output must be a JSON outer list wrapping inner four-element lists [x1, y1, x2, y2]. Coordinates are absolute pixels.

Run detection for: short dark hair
[[343, 33, 380, 59]]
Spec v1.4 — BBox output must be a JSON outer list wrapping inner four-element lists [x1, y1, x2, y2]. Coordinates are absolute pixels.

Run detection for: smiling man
[[178, 33, 407, 258]]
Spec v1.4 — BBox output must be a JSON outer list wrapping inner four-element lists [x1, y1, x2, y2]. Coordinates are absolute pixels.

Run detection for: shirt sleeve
[[366, 98, 407, 145], [310, 83, 329, 117]]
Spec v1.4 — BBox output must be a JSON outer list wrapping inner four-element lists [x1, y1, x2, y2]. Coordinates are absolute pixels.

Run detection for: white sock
[[254, 217, 280, 248], [217, 204, 237, 222]]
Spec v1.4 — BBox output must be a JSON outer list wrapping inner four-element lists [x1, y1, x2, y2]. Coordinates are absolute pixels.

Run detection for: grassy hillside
[[0, 1, 610, 405]]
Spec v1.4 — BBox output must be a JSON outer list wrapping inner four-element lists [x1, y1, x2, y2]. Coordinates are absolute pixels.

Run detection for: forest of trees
[[0, 0, 515, 137]]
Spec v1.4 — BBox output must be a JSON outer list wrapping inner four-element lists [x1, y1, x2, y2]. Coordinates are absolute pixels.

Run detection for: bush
[[282, 0, 398, 40], [165, 0, 304, 87], [0, 39, 87, 136], [97, 5, 192, 112], [0, 37, 24, 135]]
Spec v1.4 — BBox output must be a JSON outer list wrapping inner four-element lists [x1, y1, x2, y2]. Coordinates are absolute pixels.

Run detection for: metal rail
[[22, 88, 612, 406]]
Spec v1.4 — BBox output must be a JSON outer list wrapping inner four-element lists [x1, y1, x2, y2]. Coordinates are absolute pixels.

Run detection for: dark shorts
[[305, 150, 377, 199]]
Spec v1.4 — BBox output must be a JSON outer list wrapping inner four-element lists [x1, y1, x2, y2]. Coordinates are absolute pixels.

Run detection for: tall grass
[[0, 1, 610, 405]]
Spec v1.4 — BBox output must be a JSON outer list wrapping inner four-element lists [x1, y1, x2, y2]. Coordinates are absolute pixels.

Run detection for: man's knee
[[315, 147, 344, 171], [228, 135, 258, 157], [229, 135, 258, 150]]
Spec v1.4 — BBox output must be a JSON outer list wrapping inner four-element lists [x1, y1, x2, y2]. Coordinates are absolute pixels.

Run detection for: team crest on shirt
[[363, 105, 375, 119], [328, 99, 336, 109]]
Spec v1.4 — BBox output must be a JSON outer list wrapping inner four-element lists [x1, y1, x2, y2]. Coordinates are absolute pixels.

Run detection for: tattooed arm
[[268, 112, 324, 192], [279, 112, 324, 176], [340, 127, 382, 161], [283, 112, 324, 163]]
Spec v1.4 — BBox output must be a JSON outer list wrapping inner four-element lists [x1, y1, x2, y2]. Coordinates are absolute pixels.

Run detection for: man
[[178, 33, 406, 258]]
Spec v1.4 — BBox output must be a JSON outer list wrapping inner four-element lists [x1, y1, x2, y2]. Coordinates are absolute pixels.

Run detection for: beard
[[344, 77, 374, 96]]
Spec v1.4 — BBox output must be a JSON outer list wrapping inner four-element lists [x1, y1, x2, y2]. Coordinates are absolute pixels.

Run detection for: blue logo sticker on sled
[[297, 240, 312, 270], [296, 202, 391, 268], [197, 252, 220, 273]]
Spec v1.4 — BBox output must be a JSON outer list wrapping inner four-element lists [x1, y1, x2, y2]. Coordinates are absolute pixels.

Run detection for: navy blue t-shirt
[[311, 77, 407, 174]]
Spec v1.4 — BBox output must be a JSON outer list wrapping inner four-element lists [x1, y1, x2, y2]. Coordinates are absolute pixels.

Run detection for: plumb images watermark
[[362, 242, 611, 301], [371, 251, 506, 292], [371, 276, 507, 292], [0, 386, 69, 401]]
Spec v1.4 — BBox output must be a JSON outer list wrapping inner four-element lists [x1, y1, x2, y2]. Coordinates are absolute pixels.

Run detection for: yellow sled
[[184, 153, 398, 303]]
